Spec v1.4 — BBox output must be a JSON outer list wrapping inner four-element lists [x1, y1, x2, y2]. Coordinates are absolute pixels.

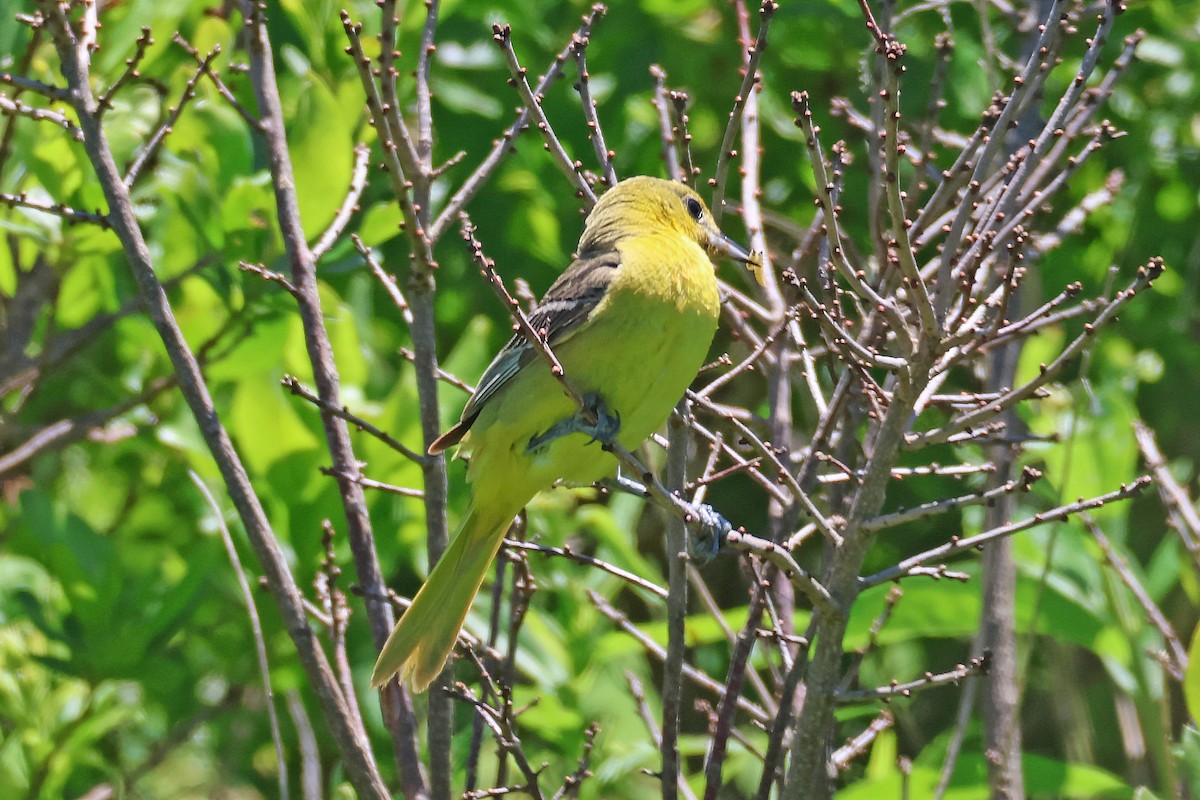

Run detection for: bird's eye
[[685, 196, 704, 221]]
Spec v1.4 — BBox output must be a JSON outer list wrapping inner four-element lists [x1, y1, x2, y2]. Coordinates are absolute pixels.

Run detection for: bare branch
[[493, 24, 596, 206], [429, 4, 607, 240], [837, 652, 992, 704], [862, 477, 1152, 588], [571, 35, 617, 187], [190, 473, 290, 800]]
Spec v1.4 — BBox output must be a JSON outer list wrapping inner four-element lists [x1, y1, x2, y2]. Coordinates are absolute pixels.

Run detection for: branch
[[429, 4, 607, 240], [312, 143, 371, 261], [0, 92, 83, 140], [724, 531, 837, 615], [237, 1, 427, 792], [837, 652, 991, 704], [710, 0, 777, 225], [571, 35, 617, 187], [493, 24, 597, 206], [34, 3, 389, 793], [588, 590, 771, 725], [190, 473, 289, 800], [861, 477, 1152, 588]]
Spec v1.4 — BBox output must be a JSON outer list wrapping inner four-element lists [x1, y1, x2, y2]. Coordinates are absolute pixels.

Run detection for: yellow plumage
[[371, 176, 752, 691]]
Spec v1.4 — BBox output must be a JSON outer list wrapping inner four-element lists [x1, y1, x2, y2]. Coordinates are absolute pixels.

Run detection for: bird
[[371, 175, 755, 691]]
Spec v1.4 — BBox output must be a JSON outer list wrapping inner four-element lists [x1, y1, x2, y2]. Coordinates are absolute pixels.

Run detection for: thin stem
[[861, 477, 1152, 588], [191, 473, 290, 800]]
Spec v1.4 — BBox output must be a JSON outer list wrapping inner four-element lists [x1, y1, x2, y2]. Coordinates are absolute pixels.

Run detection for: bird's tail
[[371, 501, 517, 691]]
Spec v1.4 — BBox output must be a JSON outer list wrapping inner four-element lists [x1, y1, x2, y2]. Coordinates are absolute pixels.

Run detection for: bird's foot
[[687, 503, 732, 564], [526, 393, 621, 453]]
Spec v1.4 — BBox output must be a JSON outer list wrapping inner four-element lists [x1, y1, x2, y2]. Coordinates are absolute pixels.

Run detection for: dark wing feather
[[427, 249, 620, 455]]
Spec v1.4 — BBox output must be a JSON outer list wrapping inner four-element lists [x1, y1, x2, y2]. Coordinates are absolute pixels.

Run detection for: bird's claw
[[526, 393, 621, 453], [688, 503, 732, 564]]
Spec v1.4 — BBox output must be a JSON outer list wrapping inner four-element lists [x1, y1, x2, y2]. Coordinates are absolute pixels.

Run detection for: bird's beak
[[707, 227, 765, 286], [708, 229, 752, 263]]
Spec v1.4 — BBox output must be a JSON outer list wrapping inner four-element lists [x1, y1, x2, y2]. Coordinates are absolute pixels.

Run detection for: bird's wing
[[428, 249, 620, 454]]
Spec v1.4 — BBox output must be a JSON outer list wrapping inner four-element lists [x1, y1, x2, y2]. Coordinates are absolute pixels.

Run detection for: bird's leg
[[526, 393, 621, 453], [687, 504, 733, 564], [601, 469, 731, 562]]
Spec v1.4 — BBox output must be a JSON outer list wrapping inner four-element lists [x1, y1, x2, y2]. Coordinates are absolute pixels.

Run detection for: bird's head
[[578, 176, 761, 281]]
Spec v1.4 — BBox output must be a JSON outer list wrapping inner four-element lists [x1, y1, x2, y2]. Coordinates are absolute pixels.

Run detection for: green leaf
[[1184, 623, 1200, 723], [284, 67, 356, 240]]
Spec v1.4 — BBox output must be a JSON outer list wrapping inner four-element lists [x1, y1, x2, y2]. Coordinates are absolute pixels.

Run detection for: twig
[[446, 684, 547, 800], [1133, 420, 1200, 568], [173, 33, 263, 129], [312, 143, 371, 261], [625, 673, 700, 800], [875, 30, 939, 340], [551, 722, 599, 800], [831, 711, 894, 771], [0, 69, 71, 102], [0, 92, 83, 140], [398, 347, 473, 394], [96, 26, 154, 113], [286, 689, 323, 800], [493, 24, 596, 206], [934, 667, 979, 800], [710, 0, 777, 225], [0, 191, 107, 226], [589, 590, 770, 724], [190, 472, 289, 800], [571, 36, 617, 186], [505, 539, 667, 599], [668, 90, 697, 184], [753, 618, 813, 800], [338, 14, 429, 261], [724, 531, 837, 615], [0, 377, 174, 476], [428, 4, 607, 241], [702, 568, 769, 800], [661, 406, 689, 800], [840, 586, 904, 693], [320, 468, 424, 498], [1083, 513, 1186, 681], [239, 261, 297, 294], [356, 234, 415, 327], [837, 652, 991, 703], [317, 521, 361, 719], [862, 466, 1042, 532], [861, 477, 1152, 588], [124, 43, 219, 186], [282, 375, 427, 464], [649, 65, 681, 181]]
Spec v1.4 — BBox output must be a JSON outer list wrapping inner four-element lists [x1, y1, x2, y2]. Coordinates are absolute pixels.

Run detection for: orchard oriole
[[371, 176, 754, 691]]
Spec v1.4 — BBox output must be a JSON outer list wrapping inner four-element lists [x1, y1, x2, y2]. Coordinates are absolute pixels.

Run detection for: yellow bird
[[371, 176, 754, 691]]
